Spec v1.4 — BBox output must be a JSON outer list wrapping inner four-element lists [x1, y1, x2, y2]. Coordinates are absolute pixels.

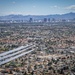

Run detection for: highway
[[0, 44, 33, 57], [0, 44, 36, 65]]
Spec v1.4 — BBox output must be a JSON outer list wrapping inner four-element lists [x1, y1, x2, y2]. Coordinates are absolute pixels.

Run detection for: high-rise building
[[48, 18, 50, 22], [44, 18, 47, 22], [29, 18, 33, 22], [52, 18, 55, 22]]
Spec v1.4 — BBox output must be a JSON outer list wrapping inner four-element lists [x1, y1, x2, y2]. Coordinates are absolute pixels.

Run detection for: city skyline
[[0, 0, 75, 16]]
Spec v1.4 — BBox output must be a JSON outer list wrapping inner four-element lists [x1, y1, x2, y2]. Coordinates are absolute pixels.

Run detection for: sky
[[0, 0, 75, 16]]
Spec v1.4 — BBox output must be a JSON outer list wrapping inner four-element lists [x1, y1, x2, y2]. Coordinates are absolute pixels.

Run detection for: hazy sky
[[0, 0, 75, 16]]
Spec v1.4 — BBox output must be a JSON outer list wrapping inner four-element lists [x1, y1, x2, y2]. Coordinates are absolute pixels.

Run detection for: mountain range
[[0, 12, 75, 20]]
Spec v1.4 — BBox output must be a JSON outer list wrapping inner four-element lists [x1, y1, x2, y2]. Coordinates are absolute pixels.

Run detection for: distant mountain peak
[[0, 12, 75, 20]]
